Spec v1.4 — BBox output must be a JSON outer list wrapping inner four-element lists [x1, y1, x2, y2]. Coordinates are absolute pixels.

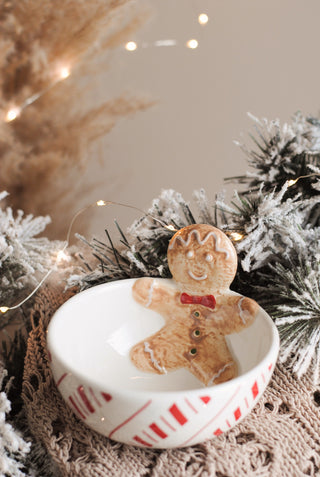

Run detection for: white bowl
[[47, 278, 279, 449]]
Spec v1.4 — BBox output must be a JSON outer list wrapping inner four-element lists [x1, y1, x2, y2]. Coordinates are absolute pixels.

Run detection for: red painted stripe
[[160, 415, 176, 432], [169, 404, 187, 425], [142, 430, 158, 444], [185, 398, 198, 414], [69, 395, 86, 420], [268, 363, 273, 371], [200, 396, 211, 405], [89, 387, 102, 408], [57, 373, 68, 387], [109, 400, 152, 439], [78, 386, 95, 413], [181, 385, 241, 447], [73, 393, 89, 416], [226, 419, 231, 428], [244, 397, 249, 409], [133, 435, 153, 447], [261, 372, 266, 383], [214, 428, 222, 436], [234, 407, 241, 421], [101, 392, 112, 402], [252, 381, 259, 399], [150, 422, 168, 439]]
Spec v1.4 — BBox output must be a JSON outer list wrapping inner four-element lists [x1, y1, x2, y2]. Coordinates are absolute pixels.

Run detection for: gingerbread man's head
[[167, 224, 237, 294]]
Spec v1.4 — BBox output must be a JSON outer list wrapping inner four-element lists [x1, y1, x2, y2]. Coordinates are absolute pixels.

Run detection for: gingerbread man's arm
[[211, 295, 259, 335], [132, 278, 178, 315]]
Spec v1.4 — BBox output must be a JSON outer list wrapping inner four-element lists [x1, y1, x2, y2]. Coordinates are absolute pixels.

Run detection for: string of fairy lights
[[0, 169, 316, 315], [0, 201, 177, 315], [124, 12, 209, 52], [3, 11, 209, 123], [4, 66, 71, 123], [0, 9, 210, 314], [1, 9, 319, 314]]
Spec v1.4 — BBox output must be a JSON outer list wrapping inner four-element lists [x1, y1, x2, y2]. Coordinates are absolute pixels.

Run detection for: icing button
[[193, 311, 200, 318], [190, 348, 197, 356]]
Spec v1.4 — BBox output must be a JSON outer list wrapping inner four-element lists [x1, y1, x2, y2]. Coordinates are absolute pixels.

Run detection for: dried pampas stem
[[0, 0, 151, 239]]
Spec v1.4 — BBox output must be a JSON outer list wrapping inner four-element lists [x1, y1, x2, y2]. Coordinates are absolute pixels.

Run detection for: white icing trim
[[144, 341, 167, 374], [145, 279, 155, 308], [169, 229, 230, 259], [207, 362, 233, 386], [188, 270, 207, 281], [238, 297, 247, 324]]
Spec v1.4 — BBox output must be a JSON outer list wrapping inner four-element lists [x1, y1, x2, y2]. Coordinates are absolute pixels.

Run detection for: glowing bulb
[[186, 39, 199, 49], [56, 250, 70, 263], [125, 41, 137, 51], [96, 200, 107, 206], [230, 232, 244, 242], [5, 107, 21, 122], [287, 179, 298, 187], [59, 67, 70, 79], [198, 13, 209, 25], [0, 306, 9, 314], [165, 224, 178, 232]]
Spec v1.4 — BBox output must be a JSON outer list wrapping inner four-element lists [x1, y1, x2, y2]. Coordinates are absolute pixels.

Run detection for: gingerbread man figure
[[130, 224, 259, 386]]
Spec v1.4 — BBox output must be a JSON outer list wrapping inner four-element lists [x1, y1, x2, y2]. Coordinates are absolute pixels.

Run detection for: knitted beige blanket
[[22, 286, 320, 477]]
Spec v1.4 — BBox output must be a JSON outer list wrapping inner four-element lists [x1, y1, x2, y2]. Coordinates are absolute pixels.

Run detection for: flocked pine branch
[[70, 113, 320, 384], [259, 260, 320, 384], [69, 189, 198, 290], [0, 366, 32, 477], [193, 188, 218, 226], [229, 112, 320, 195], [216, 183, 320, 272], [127, 189, 197, 271], [0, 191, 65, 328]]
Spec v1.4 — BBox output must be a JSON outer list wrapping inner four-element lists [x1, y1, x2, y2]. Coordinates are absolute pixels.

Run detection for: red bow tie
[[180, 293, 216, 310]]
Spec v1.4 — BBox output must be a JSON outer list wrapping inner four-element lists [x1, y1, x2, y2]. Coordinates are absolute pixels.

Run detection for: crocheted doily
[[22, 286, 320, 477]]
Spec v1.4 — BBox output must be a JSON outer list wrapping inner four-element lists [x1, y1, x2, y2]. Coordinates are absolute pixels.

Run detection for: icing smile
[[188, 270, 207, 281]]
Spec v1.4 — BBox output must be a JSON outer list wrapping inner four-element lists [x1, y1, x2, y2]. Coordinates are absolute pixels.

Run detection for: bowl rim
[[47, 278, 280, 398]]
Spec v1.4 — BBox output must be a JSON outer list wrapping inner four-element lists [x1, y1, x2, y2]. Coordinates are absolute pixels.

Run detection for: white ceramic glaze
[[47, 278, 279, 449]]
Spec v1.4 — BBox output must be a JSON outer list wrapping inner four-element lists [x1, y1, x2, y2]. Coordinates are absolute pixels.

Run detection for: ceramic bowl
[[47, 278, 279, 449]]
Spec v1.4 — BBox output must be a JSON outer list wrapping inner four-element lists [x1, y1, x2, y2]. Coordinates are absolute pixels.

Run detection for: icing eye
[[187, 250, 194, 258], [205, 253, 213, 262]]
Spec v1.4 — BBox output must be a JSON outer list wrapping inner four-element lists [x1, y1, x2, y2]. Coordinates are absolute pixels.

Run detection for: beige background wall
[[88, 0, 320, 234]]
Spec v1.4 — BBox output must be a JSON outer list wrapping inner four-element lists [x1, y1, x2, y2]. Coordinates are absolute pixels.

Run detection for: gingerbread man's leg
[[188, 356, 237, 386], [130, 324, 181, 375], [186, 333, 238, 386], [208, 361, 237, 385]]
